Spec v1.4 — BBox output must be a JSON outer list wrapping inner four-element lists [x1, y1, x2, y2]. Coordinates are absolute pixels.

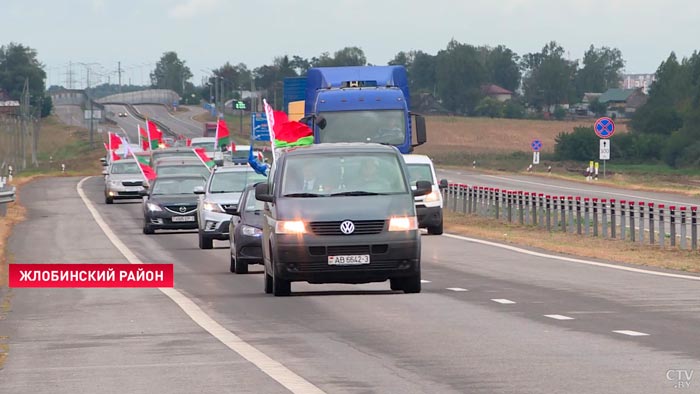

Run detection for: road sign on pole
[[594, 117, 615, 139], [599, 139, 610, 160], [531, 139, 542, 152], [251, 112, 270, 141], [533, 151, 540, 164]]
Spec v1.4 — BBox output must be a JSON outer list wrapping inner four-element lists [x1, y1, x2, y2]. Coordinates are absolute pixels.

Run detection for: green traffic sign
[[235, 101, 246, 110]]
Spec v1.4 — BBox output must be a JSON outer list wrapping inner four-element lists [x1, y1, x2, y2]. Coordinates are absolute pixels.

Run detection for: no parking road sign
[[594, 117, 615, 139], [531, 139, 542, 152]]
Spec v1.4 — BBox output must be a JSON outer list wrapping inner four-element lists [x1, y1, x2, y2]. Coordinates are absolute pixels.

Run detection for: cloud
[[168, 0, 221, 19]]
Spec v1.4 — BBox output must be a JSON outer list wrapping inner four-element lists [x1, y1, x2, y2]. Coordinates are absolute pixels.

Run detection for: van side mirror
[[138, 189, 149, 197], [214, 159, 224, 167], [439, 179, 448, 189], [412, 113, 427, 147], [255, 183, 273, 202], [413, 180, 432, 197], [193, 186, 205, 194], [101, 169, 109, 175]]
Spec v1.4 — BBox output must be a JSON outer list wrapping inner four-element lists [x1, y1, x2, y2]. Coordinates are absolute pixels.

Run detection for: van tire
[[264, 271, 273, 294], [402, 274, 422, 294], [427, 220, 443, 235], [389, 278, 403, 291], [272, 273, 291, 296]]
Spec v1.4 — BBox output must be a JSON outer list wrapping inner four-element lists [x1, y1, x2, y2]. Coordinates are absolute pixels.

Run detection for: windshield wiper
[[283, 192, 324, 198], [210, 190, 234, 194], [330, 191, 385, 196]]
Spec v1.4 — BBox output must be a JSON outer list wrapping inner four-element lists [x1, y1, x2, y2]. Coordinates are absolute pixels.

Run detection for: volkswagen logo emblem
[[340, 220, 355, 235], [178, 206, 187, 213]]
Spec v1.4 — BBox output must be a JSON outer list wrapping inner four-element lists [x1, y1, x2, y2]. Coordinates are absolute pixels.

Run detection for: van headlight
[[424, 189, 441, 203], [203, 201, 224, 213], [275, 220, 306, 234], [241, 225, 262, 237], [388, 216, 418, 231]]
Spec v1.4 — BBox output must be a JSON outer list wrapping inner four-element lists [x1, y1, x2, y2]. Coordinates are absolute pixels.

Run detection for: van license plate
[[172, 216, 195, 222], [328, 255, 370, 265]]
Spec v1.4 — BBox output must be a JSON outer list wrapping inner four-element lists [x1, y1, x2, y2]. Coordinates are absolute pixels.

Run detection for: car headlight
[[424, 189, 442, 203], [146, 202, 162, 212], [388, 216, 418, 231], [241, 225, 262, 237], [108, 180, 121, 186], [202, 201, 224, 213], [275, 220, 306, 234]]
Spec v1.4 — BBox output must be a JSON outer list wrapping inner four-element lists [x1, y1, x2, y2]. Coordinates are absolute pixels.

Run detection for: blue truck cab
[[284, 66, 427, 154]]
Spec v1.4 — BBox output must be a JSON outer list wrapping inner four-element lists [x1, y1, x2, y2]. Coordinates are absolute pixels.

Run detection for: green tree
[[331, 46, 367, 66], [522, 41, 577, 111], [150, 51, 193, 95], [554, 126, 598, 161], [588, 98, 607, 117], [0, 42, 48, 115], [483, 45, 521, 92], [575, 45, 625, 97], [435, 40, 487, 114]]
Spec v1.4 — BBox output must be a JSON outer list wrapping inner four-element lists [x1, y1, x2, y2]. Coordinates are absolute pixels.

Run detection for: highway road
[[134, 104, 207, 138], [2, 176, 700, 393], [103, 104, 143, 143]]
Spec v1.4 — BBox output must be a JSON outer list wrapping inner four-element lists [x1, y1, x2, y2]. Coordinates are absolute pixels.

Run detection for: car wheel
[[234, 249, 248, 274], [143, 221, 154, 235], [198, 231, 213, 249], [229, 253, 236, 273], [389, 278, 403, 291], [427, 219, 443, 235], [105, 196, 114, 204], [402, 274, 422, 294], [264, 267, 273, 294]]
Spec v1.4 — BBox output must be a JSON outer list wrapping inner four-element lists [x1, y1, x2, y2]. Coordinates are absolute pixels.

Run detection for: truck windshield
[[316, 110, 405, 145], [282, 152, 408, 196]]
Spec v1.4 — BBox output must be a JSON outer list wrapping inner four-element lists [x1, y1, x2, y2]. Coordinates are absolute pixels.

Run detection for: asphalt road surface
[[134, 104, 206, 138], [2, 176, 700, 393]]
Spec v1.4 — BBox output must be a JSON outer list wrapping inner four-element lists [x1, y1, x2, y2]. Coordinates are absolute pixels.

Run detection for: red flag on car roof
[[138, 125, 149, 151], [193, 148, 216, 170], [146, 119, 163, 150], [131, 151, 157, 181], [215, 118, 230, 151], [108, 132, 123, 151]]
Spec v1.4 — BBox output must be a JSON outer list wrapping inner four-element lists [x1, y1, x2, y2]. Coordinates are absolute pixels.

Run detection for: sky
[[2, 0, 699, 89]]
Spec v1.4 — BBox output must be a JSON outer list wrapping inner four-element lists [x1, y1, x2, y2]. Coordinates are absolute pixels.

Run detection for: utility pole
[[214, 76, 219, 117], [118, 61, 123, 93], [88, 67, 94, 148]]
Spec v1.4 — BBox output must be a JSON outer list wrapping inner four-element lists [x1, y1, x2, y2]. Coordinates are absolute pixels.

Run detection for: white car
[[190, 137, 216, 153], [403, 154, 447, 235]]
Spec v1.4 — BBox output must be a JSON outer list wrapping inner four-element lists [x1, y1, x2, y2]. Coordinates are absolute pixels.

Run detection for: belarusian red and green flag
[[215, 118, 230, 151], [263, 99, 313, 150], [131, 151, 157, 181], [138, 125, 149, 151], [146, 120, 163, 150], [193, 148, 216, 171]]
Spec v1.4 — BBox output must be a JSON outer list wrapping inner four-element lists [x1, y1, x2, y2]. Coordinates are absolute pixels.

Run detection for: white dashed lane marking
[[544, 314, 575, 320], [491, 299, 516, 304], [613, 330, 649, 337], [446, 287, 468, 292]]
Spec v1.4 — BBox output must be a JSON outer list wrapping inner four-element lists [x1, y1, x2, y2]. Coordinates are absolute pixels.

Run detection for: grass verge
[[444, 212, 700, 273]]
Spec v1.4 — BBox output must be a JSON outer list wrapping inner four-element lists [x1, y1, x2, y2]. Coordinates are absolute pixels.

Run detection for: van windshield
[[406, 163, 435, 186], [281, 152, 407, 196]]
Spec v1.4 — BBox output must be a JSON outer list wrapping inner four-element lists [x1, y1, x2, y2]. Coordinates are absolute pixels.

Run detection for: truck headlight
[[241, 225, 262, 237], [424, 189, 441, 203], [203, 201, 224, 213], [146, 202, 162, 212], [388, 216, 418, 231], [275, 220, 306, 234]]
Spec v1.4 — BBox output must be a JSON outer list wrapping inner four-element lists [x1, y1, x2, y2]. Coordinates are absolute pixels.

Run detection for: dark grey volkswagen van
[[255, 143, 432, 296]]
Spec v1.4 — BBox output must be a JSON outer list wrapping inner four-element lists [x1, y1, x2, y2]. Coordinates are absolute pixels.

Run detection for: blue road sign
[[594, 117, 615, 139], [531, 139, 542, 152], [251, 112, 270, 141]]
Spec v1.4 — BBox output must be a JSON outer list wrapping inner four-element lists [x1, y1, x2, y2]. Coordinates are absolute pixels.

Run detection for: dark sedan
[[228, 183, 264, 273], [142, 174, 207, 234]]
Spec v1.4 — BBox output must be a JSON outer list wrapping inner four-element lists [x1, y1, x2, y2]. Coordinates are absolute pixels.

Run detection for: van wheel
[[272, 273, 291, 296], [402, 274, 422, 294], [264, 271, 273, 294], [198, 232, 213, 249], [428, 220, 443, 235], [389, 278, 403, 291]]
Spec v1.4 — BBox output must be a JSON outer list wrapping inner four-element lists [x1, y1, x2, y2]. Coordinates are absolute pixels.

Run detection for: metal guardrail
[[0, 184, 16, 217], [443, 183, 700, 252]]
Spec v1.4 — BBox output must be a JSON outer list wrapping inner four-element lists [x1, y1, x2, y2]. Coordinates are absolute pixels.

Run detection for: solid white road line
[[491, 299, 516, 304], [446, 287, 468, 292], [443, 233, 700, 282], [544, 314, 575, 321], [77, 177, 325, 394], [613, 330, 649, 337]]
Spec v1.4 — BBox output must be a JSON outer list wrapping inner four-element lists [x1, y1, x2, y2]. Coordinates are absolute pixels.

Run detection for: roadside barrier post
[[680, 207, 687, 250], [452, 185, 459, 212], [494, 189, 500, 219], [524, 192, 530, 225], [476, 187, 482, 215], [507, 191, 513, 223], [487, 188, 494, 217], [518, 191, 524, 225], [592, 198, 599, 237], [567, 196, 574, 233], [658, 205, 665, 248], [692, 207, 697, 251], [472, 186, 478, 214], [546, 195, 552, 231], [601, 199, 608, 238], [610, 199, 617, 239], [648, 203, 655, 245], [584, 198, 591, 236], [638, 202, 645, 244], [620, 201, 627, 240], [538, 194, 545, 228], [670, 206, 677, 247], [560, 196, 567, 233], [442, 184, 448, 208], [576, 197, 582, 235], [530, 192, 537, 225], [629, 202, 636, 242]]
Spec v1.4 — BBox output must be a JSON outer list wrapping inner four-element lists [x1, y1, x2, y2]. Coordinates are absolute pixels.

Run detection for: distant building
[[599, 87, 647, 118], [620, 74, 656, 94], [480, 84, 513, 102], [0, 89, 20, 116]]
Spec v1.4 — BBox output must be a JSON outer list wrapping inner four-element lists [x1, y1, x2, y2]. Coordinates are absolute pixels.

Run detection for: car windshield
[[406, 163, 435, 187], [244, 190, 265, 212], [317, 110, 405, 145], [151, 178, 204, 195], [110, 162, 140, 174], [191, 142, 215, 151], [152, 151, 197, 164], [281, 152, 407, 196], [156, 165, 210, 177], [231, 150, 249, 160], [209, 171, 267, 193]]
